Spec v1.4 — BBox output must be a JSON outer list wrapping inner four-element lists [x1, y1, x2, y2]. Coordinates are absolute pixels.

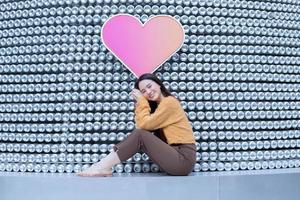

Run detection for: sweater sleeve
[[134, 96, 181, 130]]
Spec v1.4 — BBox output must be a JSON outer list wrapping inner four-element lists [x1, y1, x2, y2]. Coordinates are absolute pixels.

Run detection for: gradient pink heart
[[101, 14, 185, 77]]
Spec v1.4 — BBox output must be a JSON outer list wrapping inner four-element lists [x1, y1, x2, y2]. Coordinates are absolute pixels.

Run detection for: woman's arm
[[134, 96, 181, 130]]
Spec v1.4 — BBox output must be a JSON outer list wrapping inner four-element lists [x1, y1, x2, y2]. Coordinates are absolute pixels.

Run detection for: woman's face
[[138, 79, 163, 102]]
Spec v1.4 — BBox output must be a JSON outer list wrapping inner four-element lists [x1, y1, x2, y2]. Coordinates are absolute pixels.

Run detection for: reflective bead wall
[[0, 0, 300, 173]]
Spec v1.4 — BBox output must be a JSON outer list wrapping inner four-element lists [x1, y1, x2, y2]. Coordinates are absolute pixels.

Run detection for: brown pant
[[113, 129, 196, 176]]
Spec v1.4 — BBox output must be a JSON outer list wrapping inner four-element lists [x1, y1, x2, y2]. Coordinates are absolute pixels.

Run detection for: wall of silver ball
[[0, 0, 300, 173]]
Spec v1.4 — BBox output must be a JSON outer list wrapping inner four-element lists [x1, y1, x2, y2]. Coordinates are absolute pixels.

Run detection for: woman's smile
[[139, 79, 165, 102], [148, 92, 154, 99]]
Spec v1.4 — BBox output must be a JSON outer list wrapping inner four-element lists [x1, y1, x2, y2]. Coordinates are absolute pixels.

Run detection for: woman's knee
[[129, 129, 154, 144], [131, 129, 150, 137]]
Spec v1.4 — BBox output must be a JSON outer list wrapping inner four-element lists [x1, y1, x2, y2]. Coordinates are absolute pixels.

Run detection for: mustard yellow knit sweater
[[134, 96, 196, 144]]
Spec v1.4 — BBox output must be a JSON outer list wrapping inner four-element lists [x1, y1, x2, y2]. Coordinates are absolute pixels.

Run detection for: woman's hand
[[130, 89, 143, 101]]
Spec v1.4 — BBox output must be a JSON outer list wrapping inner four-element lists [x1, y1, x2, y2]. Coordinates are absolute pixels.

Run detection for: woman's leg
[[115, 129, 195, 175], [77, 129, 194, 176]]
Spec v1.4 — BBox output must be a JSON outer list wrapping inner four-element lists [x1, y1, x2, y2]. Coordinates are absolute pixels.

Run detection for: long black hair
[[134, 73, 173, 143], [134, 73, 173, 113]]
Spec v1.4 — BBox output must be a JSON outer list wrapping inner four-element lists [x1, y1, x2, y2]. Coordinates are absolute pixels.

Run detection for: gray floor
[[1, 169, 300, 200]]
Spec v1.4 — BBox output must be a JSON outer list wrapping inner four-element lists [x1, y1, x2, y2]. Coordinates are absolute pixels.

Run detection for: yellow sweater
[[134, 96, 196, 145]]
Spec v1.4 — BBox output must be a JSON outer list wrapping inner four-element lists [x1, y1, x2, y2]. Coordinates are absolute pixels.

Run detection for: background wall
[[0, 0, 299, 173]]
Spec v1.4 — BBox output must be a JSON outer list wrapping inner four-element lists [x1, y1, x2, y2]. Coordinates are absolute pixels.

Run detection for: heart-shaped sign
[[101, 14, 185, 77]]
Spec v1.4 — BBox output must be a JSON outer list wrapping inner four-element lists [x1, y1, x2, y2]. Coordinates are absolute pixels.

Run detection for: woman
[[77, 73, 196, 176]]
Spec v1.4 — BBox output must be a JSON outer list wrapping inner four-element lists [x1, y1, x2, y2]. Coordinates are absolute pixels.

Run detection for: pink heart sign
[[101, 14, 185, 77]]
